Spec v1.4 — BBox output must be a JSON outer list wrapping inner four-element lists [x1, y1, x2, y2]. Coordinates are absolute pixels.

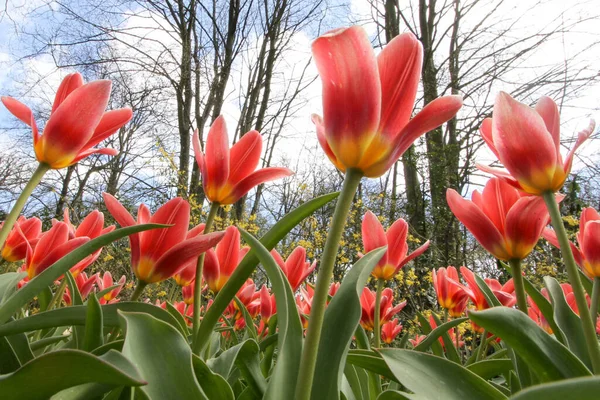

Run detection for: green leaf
[[544, 276, 592, 369], [343, 364, 372, 400], [345, 349, 397, 381], [467, 359, 514, 380], [415, 312, 443, 357], [430, 313, 461, 362], [0, 349, 144, 399], [0, 302, 185, 338], [82, 292, 103, 352], [119, 311, 205, 399], [238, 229, 303, 400], [192, 354, 235, 400], [523, 277, 565, 344], [164, 301, 190, 338], [30, 335, 69, 352], [0, 224, 165, 324], [0, 272, 26, 304], [233, 296, 258, 341], [377, 390, 415, 400], [414, 317, 467, 354], [310, 247, 386, 400], [475, 274, 502, 307], [195, 192, 338, 352], [469, 307, 591, 382], [509, 376, 600, 400], [378, 349, 507, 400]]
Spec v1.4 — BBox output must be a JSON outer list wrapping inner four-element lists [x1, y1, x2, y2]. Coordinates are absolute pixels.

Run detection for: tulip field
[[1, 24, 600, 400]]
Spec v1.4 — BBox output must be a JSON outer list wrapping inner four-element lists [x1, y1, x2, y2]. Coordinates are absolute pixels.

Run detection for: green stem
[[476, 329, 488, 361], [192, 201, 220, 351], [295, 168, 362, 400], [543, 191, 600, 374], [591, 278, 600, 329], [130, 281, 147, 302], [508, 258, 528, 315], [167, 280, 178, 304], [47, 279, 68, 311], [373, 278, 384, 349], [0, 163, 49, 252]]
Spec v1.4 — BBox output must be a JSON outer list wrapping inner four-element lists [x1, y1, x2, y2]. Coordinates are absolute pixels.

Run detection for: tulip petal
[[476, 163, 523, 189], [204, 116, 230, 197], [151, 231, 225, 283], [70, 147, 118, 166], [447, 189, 509, 260], [1, 96, 33, 127], [362, 211, 388, 258], [229, 130, 262, 184], [534, 96, 561, 155], [75, 210, 104, 238], [52, 73, 84, 113], [43, 80, 112, 157], [504, 196, 548, 259], [192, 129, 207, 179], [313, 114, 344, 171], [479, 118, 500, 159], [103, 193, 140, 267], [385, 218, 408, 267], [563, 120, 594, 176], [480, 178, 521, 235], [312, 26, 381, 167], [377, 32, 423, 138], [143, 198, 190, 262], [225, 167, 293, 205], [33, 237, 89, 278], [492, 92, 557, 191], [542, 227, 584, 268], [203, 249, 220, 291], [217, 226, 242, 276], [398, 240, 430, 268], [85, 108, 133, 149]]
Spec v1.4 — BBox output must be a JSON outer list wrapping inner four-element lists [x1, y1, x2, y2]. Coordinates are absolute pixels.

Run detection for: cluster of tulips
[[0, 24, 598, 400]]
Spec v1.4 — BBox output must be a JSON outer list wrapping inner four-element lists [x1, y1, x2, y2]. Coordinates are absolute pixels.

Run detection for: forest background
[[1, 0, 599, 312]]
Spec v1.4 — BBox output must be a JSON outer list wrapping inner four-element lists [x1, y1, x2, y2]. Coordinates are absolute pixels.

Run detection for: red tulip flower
[[360, 287, 406, 331], [409, 335, 427, 347], [544, 207, 600, 278], [381, 318, 402, 344], [432, 267, 472, 317], [64, 272, 99, 305], [428, 315, 464, 349], [192, 116, 293, 204], [311, 26, 462, 177], [460, 267, 516, 311], [260, 285, 276, 323], [97, 271, 126, 305], [172, 223, 206, 287], [103, 193, 225, 284], [60, 209, 115, 277], [203, 226, 249, 293], [1, 72, 132, 169], [478, 92, 594, 195], [447, 178, 550, 261], [271, 247, 316, 292], [1, 216, 42, 262], [23, 222, 89, 279], [297, 287, 313, 329], [361, 211, 429, 280]]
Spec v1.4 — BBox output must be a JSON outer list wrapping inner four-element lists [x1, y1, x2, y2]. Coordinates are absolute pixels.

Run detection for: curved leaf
[[0, 272, 26, 304], [0, 224, 165, 324], [192, 354, 235, 400], [414, 317, 467, 354], [509, 376, 600, 400], [523, 277, 565, 344], [544, 276, 591, 369], [0, 349, 144, 399], [469, 307, 591, 382], [119, 311, 206, 399], [82, 293, 103, 352], [0, 302, 185, 337], [311, 247, 386, 400], [467, 359, 513, 380], [194, 192, 339, 352], [378, 349, 507, 400], [238, 229, 303, 400], [346, 349, 397, 381]]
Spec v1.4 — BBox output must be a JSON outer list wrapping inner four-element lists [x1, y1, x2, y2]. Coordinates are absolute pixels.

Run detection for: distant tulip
[[103, 193, 224, 284], [312, 26, 462, 177], [23, 222, 89, 279], [192, 116, 293, 204], [478, 92, 594, 195], [361, 211, 429, 280], [1, 216, 42, 262], [460, 267, 516, 311], [271, 247, 316, 292], [260, 285, 276, 324], [64, 272, 98, 305], [447, 178, 550, 261], [544, 207, 600, 278], [1, 72, 132, 169], [432, 267, 472, 317], [409, 335, 426, 347], [381, 318, 402, 344], [203, 226, 249, 293], [428, 315, 463, 349], [97, 271, 126, 305], [360, 287, 406, 331]]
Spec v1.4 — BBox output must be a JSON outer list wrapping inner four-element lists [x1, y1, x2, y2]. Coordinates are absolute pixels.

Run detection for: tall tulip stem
[[543, 191, 600, 373], [295, 168, 362, 400], [130, 281, 147, 302], [0, 163, 49, 252], [192, 201, 220, 350], [373, 278, 385, 348], [591, 278, 600, 328], [508, 259, 528, 315]]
